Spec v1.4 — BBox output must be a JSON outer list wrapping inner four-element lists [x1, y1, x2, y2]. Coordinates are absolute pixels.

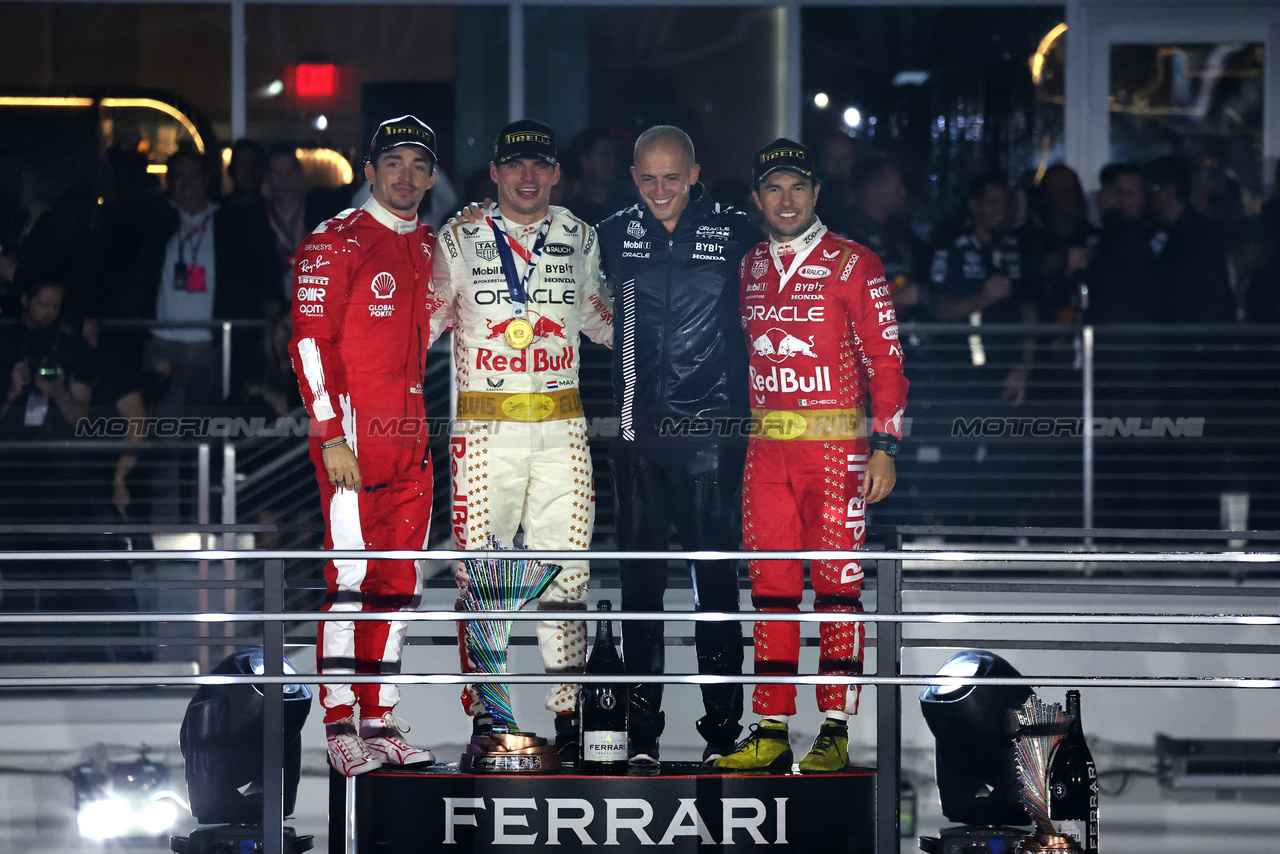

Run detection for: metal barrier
[[2, 536, 1279, 853], [4, 321, 1278, 534]]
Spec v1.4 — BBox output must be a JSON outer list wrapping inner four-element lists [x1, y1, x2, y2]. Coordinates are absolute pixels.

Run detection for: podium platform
[[329, 762, 875, 852]]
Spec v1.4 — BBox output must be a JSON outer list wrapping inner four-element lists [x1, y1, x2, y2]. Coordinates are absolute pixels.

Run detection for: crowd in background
[[2, 125, 1279, 524]]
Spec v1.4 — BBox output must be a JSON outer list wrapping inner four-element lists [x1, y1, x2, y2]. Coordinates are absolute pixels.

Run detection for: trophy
[[1013, 696, 1084, 853], [459, 538, 565, 774]]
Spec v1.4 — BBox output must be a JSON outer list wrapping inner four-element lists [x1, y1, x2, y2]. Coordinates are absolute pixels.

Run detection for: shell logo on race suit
[[371, 272, 396, 299]]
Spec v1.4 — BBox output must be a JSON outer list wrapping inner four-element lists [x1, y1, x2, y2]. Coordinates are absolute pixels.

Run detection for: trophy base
[[460, 731, 563, 774]]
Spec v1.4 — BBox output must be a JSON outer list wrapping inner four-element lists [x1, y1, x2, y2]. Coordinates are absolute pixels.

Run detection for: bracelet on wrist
[[321, 436, 347, 450]]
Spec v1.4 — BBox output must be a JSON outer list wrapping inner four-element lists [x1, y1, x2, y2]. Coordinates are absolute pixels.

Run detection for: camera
[[34, 354, 63, 379]]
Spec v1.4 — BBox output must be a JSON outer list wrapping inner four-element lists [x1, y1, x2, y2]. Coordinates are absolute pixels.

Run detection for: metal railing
[[2, 533, 1279, 853], [5, 321, 1278, 534]]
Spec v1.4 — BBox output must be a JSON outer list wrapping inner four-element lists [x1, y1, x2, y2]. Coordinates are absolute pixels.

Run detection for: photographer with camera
[[0, 279, 93, 438]]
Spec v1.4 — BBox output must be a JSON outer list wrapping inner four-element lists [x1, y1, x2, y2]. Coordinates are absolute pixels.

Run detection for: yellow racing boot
[[711, 721, 793, 775]]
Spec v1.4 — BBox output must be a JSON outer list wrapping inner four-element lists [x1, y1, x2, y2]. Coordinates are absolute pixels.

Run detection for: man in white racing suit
[[429, 120, 614, 759]]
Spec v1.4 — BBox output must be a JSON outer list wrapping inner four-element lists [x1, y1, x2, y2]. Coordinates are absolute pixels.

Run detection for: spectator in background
[[115, 146, 279, 414], [566, 129, 629, 225], [263, 146, 320, 302], [1021, 164, 1094, 326], [931, 173, 1036, 404], [0, 279, 92, 439], [1226, 218, 1280, 323], [1090, 163, 1160, 324], [814, 131, 857, 231], [0, 164, 94, 324], [225, 138, 268, 211], [1146, 156, 1234, 323], [846, 152, 927, 320]]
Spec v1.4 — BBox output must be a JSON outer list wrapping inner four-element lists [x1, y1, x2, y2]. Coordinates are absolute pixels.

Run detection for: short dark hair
[[166, 144, 208, 176], [1145, 156, 1193, 203], [1099, 162, 1140, 188], [267, 144, 303, 170], [967, 172, 1007, 201], [850, 151, 896, 196], [230, 138, 267, 168]]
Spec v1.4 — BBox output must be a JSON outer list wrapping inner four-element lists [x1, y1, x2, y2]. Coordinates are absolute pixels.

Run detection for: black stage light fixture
[[171, 648, 314, 854], [918, 650, 1033, 854]]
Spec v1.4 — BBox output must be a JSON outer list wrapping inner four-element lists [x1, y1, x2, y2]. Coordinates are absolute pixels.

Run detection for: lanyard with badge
[[174, 215, 211, 293], [487, 210, 551, 349]]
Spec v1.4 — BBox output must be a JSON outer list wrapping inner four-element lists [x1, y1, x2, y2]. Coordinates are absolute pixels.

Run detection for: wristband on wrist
[[321, 436, 347, 450], [870, 432, 899, 457]]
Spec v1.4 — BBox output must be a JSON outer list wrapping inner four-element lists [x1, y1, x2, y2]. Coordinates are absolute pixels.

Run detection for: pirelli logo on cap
[[504, 131, 551, 146], [760, 148, 808, 164], [389, 124, 433, 140]]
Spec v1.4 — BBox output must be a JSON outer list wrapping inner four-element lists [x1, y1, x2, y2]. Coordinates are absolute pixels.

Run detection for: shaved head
[[634, 125, 696, 171]]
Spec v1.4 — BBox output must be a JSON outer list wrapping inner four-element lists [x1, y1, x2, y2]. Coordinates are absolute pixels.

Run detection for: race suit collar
[[769, 217, 827, 260], [362, 196, 419, 235]]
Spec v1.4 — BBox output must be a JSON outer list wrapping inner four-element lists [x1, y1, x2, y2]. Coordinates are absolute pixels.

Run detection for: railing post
[[876, 529, 904, 854], [197, 442, 212, 672], [222, 442, 238, 649], [222, 321, 233, 401], [1082, 325, 1095, 534], [263, 558, 285, 854]]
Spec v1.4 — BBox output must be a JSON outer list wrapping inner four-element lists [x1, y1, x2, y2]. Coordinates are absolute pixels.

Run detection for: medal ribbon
[[488, 210, 552, 319]]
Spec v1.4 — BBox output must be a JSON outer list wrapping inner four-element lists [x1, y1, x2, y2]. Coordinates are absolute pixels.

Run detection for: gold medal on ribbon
[[504, 316, 535, 349]]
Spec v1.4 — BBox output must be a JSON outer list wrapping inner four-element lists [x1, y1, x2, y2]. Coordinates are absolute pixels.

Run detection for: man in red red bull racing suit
[[714, 138, 908, 775]]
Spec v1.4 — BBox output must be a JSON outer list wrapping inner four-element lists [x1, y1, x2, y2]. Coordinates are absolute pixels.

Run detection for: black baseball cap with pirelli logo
[[753, 138, 819, 185], [368, 115, 437, 163], [494, 119, 558, 165]]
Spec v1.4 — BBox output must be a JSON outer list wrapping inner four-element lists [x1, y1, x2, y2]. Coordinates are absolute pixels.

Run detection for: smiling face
[[490, 156, 560, 224], [631, 141, 700, 232], [753, 170, 820, 242], [364, 144, 435, 216]]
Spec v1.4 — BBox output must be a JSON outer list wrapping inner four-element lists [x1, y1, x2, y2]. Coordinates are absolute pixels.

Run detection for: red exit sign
[[286, 63, 343, 100]]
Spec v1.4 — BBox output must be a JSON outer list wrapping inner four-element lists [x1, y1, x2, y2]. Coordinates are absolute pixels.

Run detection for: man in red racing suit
[[713, 139, 908, 775], [289, 116, 441, 776]]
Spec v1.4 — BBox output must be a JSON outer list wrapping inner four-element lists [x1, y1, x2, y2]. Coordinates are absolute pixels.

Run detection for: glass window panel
[[801, 6, 1066, 235], [524, 6, 783, 211], [0, 3, 230, 182], [1110, 42, 1264, 215]]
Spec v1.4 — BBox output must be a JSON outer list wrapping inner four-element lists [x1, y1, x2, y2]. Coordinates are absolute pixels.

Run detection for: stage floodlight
[[69, 753, 185, 840], [920, 649, 1034, 827], [178, 648, 312, 826]]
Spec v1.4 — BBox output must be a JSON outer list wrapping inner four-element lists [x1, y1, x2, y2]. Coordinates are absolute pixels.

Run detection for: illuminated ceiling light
[[314, 114, 329, 131], [813, 92, 830, 109], [842, 107, 862, 128], [262, 79, 285, 98], [891, 71, 931, 87], [0, 96, 94, 107], [301, 147, 354, 185], [101, 98, 205, 153], [1030, 22, 1068, 85]]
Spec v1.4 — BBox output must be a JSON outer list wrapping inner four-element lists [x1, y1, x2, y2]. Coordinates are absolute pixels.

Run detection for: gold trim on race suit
[[458, 389, 584, 422], [750, 407, 867, 441]]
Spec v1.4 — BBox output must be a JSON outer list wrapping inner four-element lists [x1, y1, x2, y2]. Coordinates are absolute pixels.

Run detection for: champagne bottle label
[[1049, 819, 1086, 846], [582, 731, 628, 762]]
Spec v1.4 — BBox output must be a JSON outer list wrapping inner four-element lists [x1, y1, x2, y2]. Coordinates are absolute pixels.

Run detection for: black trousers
[[611, 441, 745, 744]]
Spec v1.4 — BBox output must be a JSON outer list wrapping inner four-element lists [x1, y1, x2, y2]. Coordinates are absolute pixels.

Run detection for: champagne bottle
[[1048, 690, 1099, 853], [579, 600, 628, 773]]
